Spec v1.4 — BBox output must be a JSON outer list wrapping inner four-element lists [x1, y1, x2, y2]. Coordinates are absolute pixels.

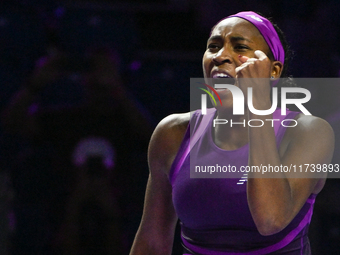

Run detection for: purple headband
[[225, 11, 284, 65]]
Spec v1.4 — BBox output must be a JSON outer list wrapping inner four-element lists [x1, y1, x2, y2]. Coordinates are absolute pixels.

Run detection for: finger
[[235, 62, 251, 74], [235, 66, 243, 74], [245, 58, 257, 63], [239, 55, 249, 63], [254, 50, 267, 61]]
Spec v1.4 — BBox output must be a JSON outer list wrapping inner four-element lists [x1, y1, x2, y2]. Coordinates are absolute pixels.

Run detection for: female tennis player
[[130, 11, 334, 255]]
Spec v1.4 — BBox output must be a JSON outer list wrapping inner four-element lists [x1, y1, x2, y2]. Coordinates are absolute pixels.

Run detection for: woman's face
[[203, 17, 273, 79], [202, 17, 275, 108]]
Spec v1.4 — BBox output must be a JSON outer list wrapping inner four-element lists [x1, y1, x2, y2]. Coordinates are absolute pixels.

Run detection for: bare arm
[[130, 113, 189, 254], [247, 111, 333, 235], [237, 50, 334, 235]]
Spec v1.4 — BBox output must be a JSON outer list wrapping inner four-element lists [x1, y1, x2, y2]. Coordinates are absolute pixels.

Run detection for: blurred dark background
[[0, 0, 340, 254]]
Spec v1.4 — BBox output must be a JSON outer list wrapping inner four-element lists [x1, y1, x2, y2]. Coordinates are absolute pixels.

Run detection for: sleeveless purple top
[[169, 108, 315, 255]]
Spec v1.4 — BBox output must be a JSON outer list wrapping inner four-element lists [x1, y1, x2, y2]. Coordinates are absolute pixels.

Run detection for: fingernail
[[238, 55, 242, 58]]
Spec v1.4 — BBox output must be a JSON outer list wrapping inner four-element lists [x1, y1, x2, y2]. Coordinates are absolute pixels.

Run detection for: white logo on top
[[247, 15, 263, 22], [237, 173, 248, 185]]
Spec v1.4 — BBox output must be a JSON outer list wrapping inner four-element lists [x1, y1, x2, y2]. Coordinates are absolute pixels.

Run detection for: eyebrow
[[230, 36, 253, 43], [207, 35, 222, 42], [207, 35, 253, 43]]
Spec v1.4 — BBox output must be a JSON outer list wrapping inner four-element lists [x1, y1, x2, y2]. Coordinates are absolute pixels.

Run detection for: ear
[[271, 61, 283, 79]]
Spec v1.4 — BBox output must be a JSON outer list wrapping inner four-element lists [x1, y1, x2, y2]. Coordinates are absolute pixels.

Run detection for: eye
[[207, 43, 221, 52], [234, 45, 249, 51]]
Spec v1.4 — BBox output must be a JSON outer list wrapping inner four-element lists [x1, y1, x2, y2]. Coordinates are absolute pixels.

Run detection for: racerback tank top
[[169, 108, 315, 255]]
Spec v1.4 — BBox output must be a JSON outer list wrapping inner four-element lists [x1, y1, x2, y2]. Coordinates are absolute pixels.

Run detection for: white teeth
[[212, 73, 231, 78]]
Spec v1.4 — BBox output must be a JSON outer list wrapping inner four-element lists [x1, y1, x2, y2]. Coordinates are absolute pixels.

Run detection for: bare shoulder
[[291, 114, 335, 165], [289, 114, 334, 141], [148, 112, 191, 176], [282, 114, 335, 193]]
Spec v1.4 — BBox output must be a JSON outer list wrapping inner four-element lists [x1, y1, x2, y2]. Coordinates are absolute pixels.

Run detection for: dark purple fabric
[[169, 108, 315, 254]]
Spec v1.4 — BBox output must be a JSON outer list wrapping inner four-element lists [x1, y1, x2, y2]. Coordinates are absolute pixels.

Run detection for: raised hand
[[235, 50, 272, 105], [236, 50, 272, 79]]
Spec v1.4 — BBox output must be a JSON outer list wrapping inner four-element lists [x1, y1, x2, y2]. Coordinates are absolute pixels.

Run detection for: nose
[[212, 47, 233, 65]]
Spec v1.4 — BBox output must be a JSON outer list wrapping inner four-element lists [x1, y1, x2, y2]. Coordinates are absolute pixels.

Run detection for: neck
[[213, 108, 249, 150]]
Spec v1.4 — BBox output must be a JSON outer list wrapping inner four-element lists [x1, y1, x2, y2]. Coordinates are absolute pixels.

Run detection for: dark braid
[[259, 13, 299, 108], [272, 23, 292, 79]]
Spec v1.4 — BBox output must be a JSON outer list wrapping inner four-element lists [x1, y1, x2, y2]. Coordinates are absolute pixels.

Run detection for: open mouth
[[211, 72, 236, 90]]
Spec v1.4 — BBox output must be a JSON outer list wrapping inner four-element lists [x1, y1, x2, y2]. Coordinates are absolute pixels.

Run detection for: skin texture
[[129, 17, 334, 254]]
